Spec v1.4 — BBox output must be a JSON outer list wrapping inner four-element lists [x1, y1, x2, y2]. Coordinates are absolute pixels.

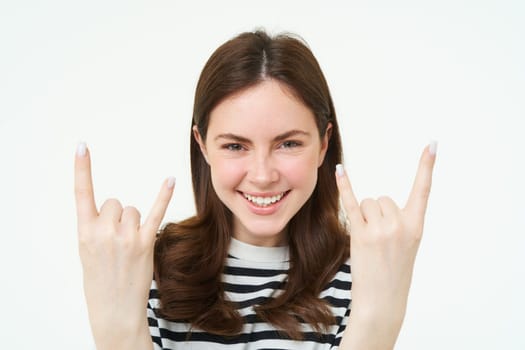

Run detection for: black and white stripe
[[148, 238, 351, 349]]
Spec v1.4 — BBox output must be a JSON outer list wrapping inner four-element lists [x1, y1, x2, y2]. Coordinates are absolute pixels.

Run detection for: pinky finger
[[140, 177, 175, 242], [335, 164, 365, 230]]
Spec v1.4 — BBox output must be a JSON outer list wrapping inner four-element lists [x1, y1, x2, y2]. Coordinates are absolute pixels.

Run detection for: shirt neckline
[[228, 237, 289, 263]]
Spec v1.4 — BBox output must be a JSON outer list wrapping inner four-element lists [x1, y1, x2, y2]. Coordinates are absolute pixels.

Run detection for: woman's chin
[[233, 225, 288, 246]]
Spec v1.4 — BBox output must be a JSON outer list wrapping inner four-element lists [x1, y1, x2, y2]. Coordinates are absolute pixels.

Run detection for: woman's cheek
[[211, 157, 246, 188], [280, 155, 318, 187]]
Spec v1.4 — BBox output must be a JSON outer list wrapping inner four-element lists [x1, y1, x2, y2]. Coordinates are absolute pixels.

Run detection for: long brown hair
[[154, 29, 350, 339]]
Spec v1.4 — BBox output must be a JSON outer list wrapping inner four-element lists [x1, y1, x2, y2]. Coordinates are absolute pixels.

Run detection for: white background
[[1, 1, 524, 349]]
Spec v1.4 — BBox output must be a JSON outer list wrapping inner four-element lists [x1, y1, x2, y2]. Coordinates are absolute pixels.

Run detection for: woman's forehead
[[207, 80, 317, 137]]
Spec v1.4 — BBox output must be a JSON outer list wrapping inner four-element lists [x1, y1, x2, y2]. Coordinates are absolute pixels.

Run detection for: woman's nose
[[247, 153, 279, 186]]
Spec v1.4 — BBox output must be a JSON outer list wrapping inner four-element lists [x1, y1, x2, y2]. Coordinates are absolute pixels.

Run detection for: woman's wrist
[[353, 292, 408, 324], [92, 317, 152, 350], [339, 298, 407, 350]]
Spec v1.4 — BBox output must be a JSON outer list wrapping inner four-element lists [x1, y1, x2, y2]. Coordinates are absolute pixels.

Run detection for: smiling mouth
[[241, 190, 290, 207]]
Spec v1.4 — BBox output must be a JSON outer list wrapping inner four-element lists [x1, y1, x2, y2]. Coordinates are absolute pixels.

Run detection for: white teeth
[[243, 192, 286, 207]]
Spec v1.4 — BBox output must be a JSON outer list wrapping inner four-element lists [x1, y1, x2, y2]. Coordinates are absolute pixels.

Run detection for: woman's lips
[[238, 190, 290, 215]]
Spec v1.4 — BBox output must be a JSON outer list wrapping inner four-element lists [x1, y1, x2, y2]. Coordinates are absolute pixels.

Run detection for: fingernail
[[429, 140, 438, 155], [336, 164, 345, 177], [76, 141, 87, 157], [167, 177, 176, 189]]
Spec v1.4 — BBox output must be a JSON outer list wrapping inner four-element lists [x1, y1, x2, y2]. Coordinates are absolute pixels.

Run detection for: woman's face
[[194, 80, 331, 247]]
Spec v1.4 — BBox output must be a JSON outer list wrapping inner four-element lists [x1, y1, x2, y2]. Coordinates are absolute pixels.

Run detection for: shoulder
[[148, 278, 161, 309], [329, 257, 351, 283], [333, 258, 352, 288], [321, 258, 351, 300]]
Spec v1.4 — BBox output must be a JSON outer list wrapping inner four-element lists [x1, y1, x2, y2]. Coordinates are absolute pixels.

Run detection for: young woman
[[74, 30, 437, 350]]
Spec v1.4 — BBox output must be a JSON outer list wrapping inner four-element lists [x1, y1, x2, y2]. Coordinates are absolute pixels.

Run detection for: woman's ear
[[192, 125, 209, 164], [318, 122, 332, 167]]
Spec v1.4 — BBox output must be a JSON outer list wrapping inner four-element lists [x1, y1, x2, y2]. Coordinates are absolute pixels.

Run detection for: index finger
[[404, 141, 438, 220], [335, 164, 365, 229], [74, 142, 98, 226]]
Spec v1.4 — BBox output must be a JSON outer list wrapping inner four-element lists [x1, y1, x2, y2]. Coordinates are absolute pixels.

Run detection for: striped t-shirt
[[148, 237, 352, 349]]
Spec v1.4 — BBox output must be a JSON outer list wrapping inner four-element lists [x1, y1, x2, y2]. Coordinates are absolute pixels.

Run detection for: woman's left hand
[[336, 142, 437, 349]]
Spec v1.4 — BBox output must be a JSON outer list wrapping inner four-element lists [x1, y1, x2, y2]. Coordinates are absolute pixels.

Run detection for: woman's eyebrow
[[214, 130, 311, 143], [274, 130, 311, 142], [214, 133, 251, 143]]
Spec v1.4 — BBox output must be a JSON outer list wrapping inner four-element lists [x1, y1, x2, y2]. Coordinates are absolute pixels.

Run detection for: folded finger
[[377, 195, 399, 221], [360, 198, 382, 223], [99, 198, 123, 223], [120, 206, 141, 231]]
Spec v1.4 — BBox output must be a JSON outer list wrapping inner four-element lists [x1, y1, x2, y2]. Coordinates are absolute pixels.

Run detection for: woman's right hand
[[74, 142, 174, 350], [335, 143, 437, 349]]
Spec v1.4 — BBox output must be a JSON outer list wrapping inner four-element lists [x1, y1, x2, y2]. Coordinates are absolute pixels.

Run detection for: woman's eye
[[224, 143, 244, 151], [281, 140, 301, 149]]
